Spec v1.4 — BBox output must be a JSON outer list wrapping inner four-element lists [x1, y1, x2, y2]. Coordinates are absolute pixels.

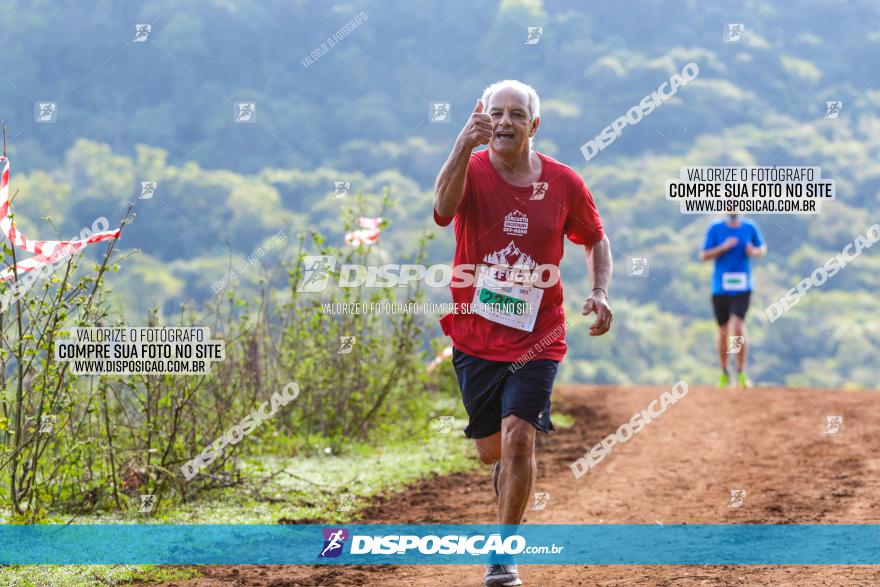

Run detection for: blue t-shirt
[[702, 219, 764, 295]]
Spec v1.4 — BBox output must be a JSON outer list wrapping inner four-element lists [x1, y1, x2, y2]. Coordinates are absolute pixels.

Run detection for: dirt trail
[[157, 385, 880, 586]]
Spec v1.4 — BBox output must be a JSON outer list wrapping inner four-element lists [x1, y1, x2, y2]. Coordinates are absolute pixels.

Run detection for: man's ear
[[530, 116, 540, 137]]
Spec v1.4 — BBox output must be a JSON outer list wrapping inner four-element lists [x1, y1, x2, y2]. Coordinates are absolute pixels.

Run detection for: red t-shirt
[[433, 149, 604, 362]]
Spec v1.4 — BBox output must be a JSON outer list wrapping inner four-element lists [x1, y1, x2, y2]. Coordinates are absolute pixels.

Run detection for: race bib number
[[721, 272, 748, 292], [472, 267, 543, 332]]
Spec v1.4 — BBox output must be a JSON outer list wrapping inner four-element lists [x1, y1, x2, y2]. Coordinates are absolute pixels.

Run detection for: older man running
[[433, 79, 613, 586]]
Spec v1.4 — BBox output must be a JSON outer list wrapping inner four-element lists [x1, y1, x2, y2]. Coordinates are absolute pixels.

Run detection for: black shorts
[[712, 292, 751, 325], [451, 347, 559, 439]]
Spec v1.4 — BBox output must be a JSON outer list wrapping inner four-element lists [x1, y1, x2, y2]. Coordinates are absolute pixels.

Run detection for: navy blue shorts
[[451, 347, 559, 439], [712, 292, 751, 325]]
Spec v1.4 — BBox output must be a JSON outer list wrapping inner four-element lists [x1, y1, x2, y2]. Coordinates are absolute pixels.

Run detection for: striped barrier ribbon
[[0, 155, 121, 281], [344, 216, 383, 246]]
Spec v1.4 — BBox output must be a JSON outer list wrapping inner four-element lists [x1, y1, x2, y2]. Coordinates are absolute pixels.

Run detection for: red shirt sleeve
[[565, 173, 604, 246], [433, 157, 475, 227], [433, 207, 454, 227]]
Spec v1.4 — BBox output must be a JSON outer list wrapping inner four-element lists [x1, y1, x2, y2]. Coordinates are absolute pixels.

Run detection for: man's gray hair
[[480, 80, 541, 121]]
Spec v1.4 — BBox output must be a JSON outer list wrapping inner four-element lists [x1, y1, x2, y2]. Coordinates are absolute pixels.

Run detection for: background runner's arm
[[434, 100, 493, 217], [700, 237, 738, 261], [745, 243, 767, 257], [746, 227, 767, 257]]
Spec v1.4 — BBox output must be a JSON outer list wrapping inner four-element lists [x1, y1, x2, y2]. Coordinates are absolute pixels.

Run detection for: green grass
[[0, 565, 198, 587], [1, 402, 578, 586], [0, 402, 478, 586], [143, 408, 478, 524]]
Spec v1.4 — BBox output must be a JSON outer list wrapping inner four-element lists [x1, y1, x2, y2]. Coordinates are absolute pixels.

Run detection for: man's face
[[486, 87, 538, 156]]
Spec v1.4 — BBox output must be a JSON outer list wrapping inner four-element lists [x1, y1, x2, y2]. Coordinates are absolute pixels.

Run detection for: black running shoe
[[484, 563, 522, 586]]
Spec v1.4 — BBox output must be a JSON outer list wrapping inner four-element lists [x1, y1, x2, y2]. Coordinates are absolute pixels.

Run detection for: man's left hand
[[582, 290, 613, 336]]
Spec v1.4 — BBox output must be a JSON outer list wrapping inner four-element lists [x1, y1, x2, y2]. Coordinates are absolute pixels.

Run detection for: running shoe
[[484, 563, 522, 586], [737, 371, 753, 388], [718, 372, 730, 388]]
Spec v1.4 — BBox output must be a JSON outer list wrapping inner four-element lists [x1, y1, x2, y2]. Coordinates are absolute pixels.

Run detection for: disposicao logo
[[319, 528, 349, 558]]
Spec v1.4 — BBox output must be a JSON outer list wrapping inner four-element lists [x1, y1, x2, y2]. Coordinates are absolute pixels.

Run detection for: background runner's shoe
[[485, 564, 522, 586], [738, 372, 753, 388], [493, 461, 501, 498], [719, 372, 730, 388]]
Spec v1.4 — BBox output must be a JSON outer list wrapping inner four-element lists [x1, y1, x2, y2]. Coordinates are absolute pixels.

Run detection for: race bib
[[721, 272, 748, 292], [472, 266, 543, 332]]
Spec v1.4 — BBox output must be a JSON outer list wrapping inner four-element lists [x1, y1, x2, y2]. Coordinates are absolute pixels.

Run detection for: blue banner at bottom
[[1, 524, 878, 565]]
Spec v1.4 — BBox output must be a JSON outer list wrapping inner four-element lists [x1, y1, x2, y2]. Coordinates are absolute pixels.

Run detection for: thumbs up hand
[[459, 99, 494, 149]]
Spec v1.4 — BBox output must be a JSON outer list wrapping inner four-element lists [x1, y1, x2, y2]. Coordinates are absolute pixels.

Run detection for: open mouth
[[495, 130, 515, 140]]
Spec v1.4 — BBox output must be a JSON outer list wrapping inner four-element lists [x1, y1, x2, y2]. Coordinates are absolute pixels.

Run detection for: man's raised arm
[[433, 99, 493, 218]]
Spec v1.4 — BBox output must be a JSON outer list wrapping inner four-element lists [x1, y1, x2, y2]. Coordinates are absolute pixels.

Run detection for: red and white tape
[[0, 156, 121, 281], [426, 345, 453, 373], [345, 217, 383, 246]]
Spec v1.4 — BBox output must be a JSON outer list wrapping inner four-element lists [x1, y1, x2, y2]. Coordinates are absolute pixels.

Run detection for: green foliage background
[[1, 0, 878, 388]]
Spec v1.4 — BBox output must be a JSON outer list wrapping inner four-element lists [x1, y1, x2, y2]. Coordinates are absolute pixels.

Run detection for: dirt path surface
[[156, 385, 880, 586]]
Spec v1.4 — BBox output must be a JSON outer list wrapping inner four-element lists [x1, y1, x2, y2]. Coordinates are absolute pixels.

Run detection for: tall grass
[[1, 190, 437, 520]]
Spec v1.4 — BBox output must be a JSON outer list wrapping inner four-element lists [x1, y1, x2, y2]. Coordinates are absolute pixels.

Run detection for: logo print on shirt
[[483, 241, 536, 281], [530, 182, 547, 200], [503, 210, 529, 236]]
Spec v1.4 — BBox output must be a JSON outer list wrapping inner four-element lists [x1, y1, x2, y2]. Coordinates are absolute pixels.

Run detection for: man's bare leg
[[472, 417, 536, 523], [730, 315, 747, 372], [472, 416, 534, 582], [498, 415, 536, 524], [729, 314, 752, 387], [472, 415, 540, 586], [475, 432, 501, 465], [717, 321, 729, 374]]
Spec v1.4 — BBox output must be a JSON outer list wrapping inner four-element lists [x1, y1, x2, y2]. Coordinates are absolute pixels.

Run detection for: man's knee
[[501, 416, 536, 459], [730, 316, 745, 335], [477, 448, 500, 465], [474, 434, 501, 465]]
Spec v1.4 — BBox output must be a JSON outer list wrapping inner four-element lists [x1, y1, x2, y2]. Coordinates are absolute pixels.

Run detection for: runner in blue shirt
[[699, 214, 766, 388]]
